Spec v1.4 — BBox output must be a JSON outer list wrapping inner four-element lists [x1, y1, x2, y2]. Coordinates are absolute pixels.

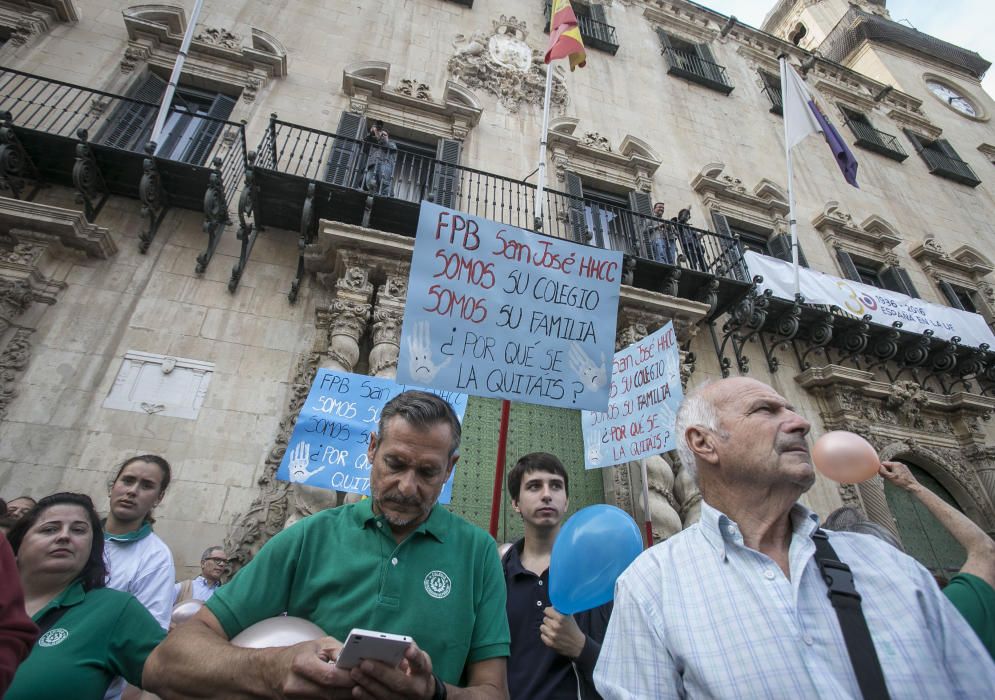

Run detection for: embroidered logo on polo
[[39, 628, 69, 647], [423, 570, 452, 599]]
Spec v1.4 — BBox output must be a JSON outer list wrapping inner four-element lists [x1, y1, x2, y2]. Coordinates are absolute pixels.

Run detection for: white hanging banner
[[745, 251, 995, 349]]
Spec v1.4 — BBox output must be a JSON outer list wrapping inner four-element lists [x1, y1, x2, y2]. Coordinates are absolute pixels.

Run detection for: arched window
[[883, 462, 966, 577], [790, 23, 807, 46]]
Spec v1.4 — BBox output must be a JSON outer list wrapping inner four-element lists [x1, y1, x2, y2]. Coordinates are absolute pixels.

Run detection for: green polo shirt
[[6, 581, 165, 700], [944, 572, 995, 660], [207, 500, 510, 685]]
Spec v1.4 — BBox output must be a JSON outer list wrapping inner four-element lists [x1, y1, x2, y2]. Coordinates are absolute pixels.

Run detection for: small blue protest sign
[[395, 202, 622, 412], [276, 369, 468, 503], [581, 321, 683, 469]]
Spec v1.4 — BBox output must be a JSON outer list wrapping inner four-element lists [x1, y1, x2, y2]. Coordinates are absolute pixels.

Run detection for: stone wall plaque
[[102, 350, 214, 420]]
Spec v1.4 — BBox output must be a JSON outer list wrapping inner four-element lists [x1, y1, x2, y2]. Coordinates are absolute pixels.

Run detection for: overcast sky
[[701, 0, 995, 97]]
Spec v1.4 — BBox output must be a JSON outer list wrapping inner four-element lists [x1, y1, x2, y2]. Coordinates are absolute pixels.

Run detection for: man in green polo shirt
[[144, 390, 510, 699]]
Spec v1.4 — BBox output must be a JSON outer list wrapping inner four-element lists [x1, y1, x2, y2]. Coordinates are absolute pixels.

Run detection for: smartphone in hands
[[335, 628, 413, 670]]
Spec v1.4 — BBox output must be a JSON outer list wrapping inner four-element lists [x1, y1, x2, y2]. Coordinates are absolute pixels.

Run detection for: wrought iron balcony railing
[[0, 67, 247, 265], [917, 146, 981, 188], [663, 48, 734, 95], [255, 116, 743, 283], [544, 3, 619, 55], [761, 82, 783, 115], [842, 117, 908, 162]]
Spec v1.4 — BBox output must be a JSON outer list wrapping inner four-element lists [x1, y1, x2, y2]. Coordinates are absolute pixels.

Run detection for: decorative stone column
[[323, 258, 374, 373], [286, 257, 374, 526], [368, 265, 408, 379]]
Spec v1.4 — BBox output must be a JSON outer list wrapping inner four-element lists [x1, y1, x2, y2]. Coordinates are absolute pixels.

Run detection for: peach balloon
[[812, 431, 880, 484]]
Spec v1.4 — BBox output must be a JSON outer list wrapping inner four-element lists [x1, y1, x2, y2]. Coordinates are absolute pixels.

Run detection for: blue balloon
[[549, 504, 644, 614]]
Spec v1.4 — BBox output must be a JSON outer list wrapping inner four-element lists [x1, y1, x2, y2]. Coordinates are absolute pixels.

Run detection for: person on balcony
[[363, 121, 397, 198], [672, 207, 706, 272], [646, 202, 675, 265]]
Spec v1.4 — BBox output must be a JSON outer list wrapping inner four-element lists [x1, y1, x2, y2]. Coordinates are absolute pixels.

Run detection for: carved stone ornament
[[448, 17, 568, 114], [0, 328, 32, 420], [581, 132, 612, 152], [242, 75, 261, 103], [0, 278, 33, 327], [397, 79, 432, 101], [195, 26, 242, 50], [119, 45, 149, 73]]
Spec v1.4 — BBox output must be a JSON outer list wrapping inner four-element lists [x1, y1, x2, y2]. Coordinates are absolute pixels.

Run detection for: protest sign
[[276, 369, 468, 503], [581, 321, 683, 469], [396, 202, 623, 412]]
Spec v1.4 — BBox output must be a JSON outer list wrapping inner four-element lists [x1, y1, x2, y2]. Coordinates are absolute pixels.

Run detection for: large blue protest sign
[[396, 202, 623, 412], [581, 322, 683, 469], [276, 369, 468, 503]]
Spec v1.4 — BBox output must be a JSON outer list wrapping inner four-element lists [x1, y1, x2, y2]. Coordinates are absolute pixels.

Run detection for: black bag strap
[[812, 529, 891, 700], [35, 604, 71, 637]]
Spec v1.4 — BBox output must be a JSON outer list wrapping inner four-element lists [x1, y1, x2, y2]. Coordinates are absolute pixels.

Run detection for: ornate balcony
[[0, 67, 246, 272], [252, 115, 748, 312], [663, 48, 734, 95], [918, 147, 981, 188], [544, 2, 619, 56], [843, 117, 908, 162]]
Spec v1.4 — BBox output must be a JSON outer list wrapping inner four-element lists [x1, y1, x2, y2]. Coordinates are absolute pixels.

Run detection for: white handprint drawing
[[405, 320, 451, 382], [568, 344, 608, 392], [287, 441, 324, 483]]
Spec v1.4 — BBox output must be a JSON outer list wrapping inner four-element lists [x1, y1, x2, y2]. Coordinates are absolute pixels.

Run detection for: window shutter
[[768, 233, 791, 261], [431, 138, 462, 209], [655, 28, 673, 51], [935, 139, 962, 159], [565, 171, 587, 244], [98, 72, 167, 152], [627, 191, 653, 256], [183, 93, 236, 166], [324, 112, 366, 186], [939, 279, 966, 310], [588, 4, 608, 43], [904, 129, 924, 153], [711, 212, 747, 281], [768, 233, 808, 267], [759, 70, 782, 112], [656, 28, 676, 70], [881, 265, 920, 298], [835, 249, 861, 281], [694, 42, 722, 84]]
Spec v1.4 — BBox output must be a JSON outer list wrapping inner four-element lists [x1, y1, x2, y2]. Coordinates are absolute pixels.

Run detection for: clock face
[[926, 80, 977, 117]]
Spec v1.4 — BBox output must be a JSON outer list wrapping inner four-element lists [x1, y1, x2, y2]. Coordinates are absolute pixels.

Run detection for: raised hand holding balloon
[[549, 505, 643, 614], [812, 431, 880, 484]]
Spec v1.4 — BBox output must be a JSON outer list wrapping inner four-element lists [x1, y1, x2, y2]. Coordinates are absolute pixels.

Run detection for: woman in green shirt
[[5, 493, 165, 699]]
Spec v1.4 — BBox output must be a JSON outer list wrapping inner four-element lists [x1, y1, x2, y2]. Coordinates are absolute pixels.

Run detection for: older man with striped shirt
[[594, 377, 995, 699]]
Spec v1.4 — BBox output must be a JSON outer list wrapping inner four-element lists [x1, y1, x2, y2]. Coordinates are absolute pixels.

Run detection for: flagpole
[[533, 65, 554, 232], [779, 55, 801, 297], [150, 0, 205, 150]]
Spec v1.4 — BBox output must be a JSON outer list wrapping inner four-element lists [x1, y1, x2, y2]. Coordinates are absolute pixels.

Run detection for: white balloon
[[230, 616, 326, 649], [170, 599, 204, 628]]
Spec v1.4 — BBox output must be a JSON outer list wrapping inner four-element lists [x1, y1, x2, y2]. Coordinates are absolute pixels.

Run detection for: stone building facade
[[0, 0, 993, 578]]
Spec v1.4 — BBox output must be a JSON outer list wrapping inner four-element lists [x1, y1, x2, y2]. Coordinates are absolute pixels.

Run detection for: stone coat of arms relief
[[448, 15, 568, 114]]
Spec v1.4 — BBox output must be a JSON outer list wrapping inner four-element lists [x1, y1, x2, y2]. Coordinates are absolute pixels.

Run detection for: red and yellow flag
[[544, 0, 587, 71]]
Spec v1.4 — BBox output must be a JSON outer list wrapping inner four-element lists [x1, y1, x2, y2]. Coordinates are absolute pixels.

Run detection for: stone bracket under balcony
[[708, 285, 995, 397]]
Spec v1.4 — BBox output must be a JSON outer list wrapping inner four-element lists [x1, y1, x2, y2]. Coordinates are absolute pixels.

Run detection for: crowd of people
[[0, 383, 992, 698]]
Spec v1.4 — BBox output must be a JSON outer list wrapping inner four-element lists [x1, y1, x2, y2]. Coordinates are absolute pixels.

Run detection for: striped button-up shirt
[[594, 501, 995, 699]]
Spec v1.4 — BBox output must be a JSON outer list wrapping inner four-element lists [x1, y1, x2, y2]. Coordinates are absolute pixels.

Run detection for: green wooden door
[[446, 397, 606, 542], [883, 463, 966, 577]]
